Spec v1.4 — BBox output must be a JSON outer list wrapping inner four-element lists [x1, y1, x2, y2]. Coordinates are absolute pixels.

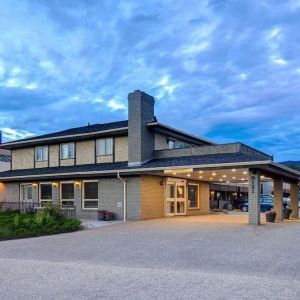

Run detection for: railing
[[0, 202, 76, 219]]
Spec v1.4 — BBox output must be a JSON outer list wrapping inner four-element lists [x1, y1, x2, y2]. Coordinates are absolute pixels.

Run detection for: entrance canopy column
[[290, 183, 299, 219], [273, 178, 283, 222], [248, 169, 261, 225]]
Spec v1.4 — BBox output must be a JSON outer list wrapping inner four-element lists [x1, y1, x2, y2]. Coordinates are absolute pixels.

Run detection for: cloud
[[0, 0, 298, 161]]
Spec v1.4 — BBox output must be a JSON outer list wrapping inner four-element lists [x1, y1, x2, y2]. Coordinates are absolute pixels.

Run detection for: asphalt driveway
[[0, 215, 299, 299]]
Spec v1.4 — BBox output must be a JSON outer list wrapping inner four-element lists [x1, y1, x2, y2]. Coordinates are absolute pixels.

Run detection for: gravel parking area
[[0, 215, 299, 299]]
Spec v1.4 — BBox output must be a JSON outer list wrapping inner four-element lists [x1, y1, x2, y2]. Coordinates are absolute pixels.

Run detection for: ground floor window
[[39, 183, 52, 206], [83, 180, 98, 209], [188, 184, 199, 209], [60, 182, 74, 206]]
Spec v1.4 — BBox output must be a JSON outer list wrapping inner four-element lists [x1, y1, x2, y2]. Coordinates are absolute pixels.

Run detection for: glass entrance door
[[21, 184, 33, 202], [166, 179, 186, 216]]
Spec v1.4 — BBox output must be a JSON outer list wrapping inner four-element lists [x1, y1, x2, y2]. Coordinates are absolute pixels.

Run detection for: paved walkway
[[0, 215, 299, 299]]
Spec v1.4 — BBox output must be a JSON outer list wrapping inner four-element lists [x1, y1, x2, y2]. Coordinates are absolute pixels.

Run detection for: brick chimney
[[128, 90, 155, 166]]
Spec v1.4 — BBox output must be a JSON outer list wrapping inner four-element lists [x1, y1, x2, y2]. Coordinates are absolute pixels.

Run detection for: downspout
[[117, 172, 127, 222]]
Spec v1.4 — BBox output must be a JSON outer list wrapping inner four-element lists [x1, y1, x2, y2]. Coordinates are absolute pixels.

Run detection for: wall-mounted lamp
[[52, 182, 58, 187], [32, 183, 38, 188], [75, 181, 81, 187]]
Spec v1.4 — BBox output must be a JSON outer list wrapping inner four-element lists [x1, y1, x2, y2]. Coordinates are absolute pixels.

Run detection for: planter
[[266, 213, 276, 223], [105, 211, 113, 221], [98, 210, 106, 221], [283, 208, 292, 220]]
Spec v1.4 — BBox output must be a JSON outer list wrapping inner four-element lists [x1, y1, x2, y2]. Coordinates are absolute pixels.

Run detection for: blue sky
[[0, 0, 299, 161]]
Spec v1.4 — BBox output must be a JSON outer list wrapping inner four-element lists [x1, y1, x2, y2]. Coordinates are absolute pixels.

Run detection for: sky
[[0, 0, 299, 161]]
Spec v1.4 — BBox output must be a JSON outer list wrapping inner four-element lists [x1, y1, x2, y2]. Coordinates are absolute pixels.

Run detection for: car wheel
[[241, 206, 248, 212]]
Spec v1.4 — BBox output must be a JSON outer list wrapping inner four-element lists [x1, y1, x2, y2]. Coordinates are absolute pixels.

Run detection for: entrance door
[[20, 184, 33, 202], [166, 179, 186, 216]]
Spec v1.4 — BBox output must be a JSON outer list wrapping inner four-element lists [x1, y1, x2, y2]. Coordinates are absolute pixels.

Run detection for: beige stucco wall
[[140, 175, 164, 219], [49, 145, 59, 167], [35, 161, 48, 168], [12, 148, 34, 170], [155, 133, 168, 150], [115, 136, 128, 162], [60, 159, 75, 166], [76, 140, 95, 165], [96, 155, 113, 163], [5, 182, 20, 202]]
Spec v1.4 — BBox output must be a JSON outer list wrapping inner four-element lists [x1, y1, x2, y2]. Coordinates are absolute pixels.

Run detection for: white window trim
[[39, 182, 53, 203], [82, 180, 99, 210], [187, 183, 200, 209], [60, 181, 75, 206], [35, 146, 48, 162], [96, 138, 113, 156], [60, 143, 75, 160], [20, 183, 33, 202]]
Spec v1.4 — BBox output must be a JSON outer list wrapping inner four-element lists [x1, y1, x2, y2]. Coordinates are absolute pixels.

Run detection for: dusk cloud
[[0, 0, 299, 161]]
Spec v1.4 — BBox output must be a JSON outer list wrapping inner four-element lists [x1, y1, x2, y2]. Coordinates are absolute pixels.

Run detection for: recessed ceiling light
[[209, 177, 213, 180], [222, 175, 227, 178], [199, 176, 203, 179], [243, 171, 247, 175], [173, 172, 177, 175], [241, 178, 245, 181], [199, 171, 203, 174], [219, 179, 223, 182], [232, 176, 236, 180], [226, 181, 230, 184], [187, 174, 191, 177], [260, 175, 265, 178], [232, 169, 236, 172], [212, 172, 216, 176]]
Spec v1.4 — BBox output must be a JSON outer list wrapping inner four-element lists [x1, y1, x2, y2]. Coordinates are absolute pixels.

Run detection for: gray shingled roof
[[6, 120, 129, 143], [0, 152, 268, 180], [0, 155, 10, 163]]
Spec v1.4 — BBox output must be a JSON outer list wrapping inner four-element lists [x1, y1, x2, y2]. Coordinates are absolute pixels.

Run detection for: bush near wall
[[0, 207, 82, 240]]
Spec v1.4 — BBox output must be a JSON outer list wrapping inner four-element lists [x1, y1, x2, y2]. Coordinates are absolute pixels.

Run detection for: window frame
[[96, 138, 113, 156], [20, 183, 33, 202], [60, 143, 75, 160], [35, 146, 48, 162], [167, 139, 176, 149], [60, 181, 75, 206], [39, 182, 53, 205], [82, 180, 99, 210], [187, 183, 200, 209]]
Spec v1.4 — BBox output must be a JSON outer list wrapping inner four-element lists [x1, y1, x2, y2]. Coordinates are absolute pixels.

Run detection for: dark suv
[[239, 195, 288, 212]]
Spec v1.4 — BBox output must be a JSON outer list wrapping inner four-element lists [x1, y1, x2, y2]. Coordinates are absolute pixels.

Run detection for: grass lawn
[[0, 207, 82, 240]]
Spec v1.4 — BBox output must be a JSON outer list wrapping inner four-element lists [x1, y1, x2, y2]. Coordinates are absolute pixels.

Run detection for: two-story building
[[0, 90, 299, 224]]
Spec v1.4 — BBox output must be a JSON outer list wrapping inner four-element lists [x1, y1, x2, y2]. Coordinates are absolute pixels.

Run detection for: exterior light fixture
[[75, 181, 81, 187], [52, 182, 58, 187], [32, 183, 38, 188]]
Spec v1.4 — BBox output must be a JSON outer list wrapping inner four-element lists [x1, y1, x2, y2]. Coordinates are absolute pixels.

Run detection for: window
[[96, 138, 113, 156], [188, 184, 199, 208], [61, 182, 74, 206], [35, 146, 48, 161], [60, 143, 75, 159], [168, 139, 175, 149], [83, 181, 98, 209], [40, 183, 52, 205]]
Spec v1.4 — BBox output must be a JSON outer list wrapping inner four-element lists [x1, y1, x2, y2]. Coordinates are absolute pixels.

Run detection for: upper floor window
[[60, 143, 75, 159], [96, 138, 113, 156], [168, 139, 175, 149], [35, 146, 48, 161]]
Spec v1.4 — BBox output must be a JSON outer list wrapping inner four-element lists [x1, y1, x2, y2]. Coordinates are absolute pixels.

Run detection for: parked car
[[239, 195, 288, 212]]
